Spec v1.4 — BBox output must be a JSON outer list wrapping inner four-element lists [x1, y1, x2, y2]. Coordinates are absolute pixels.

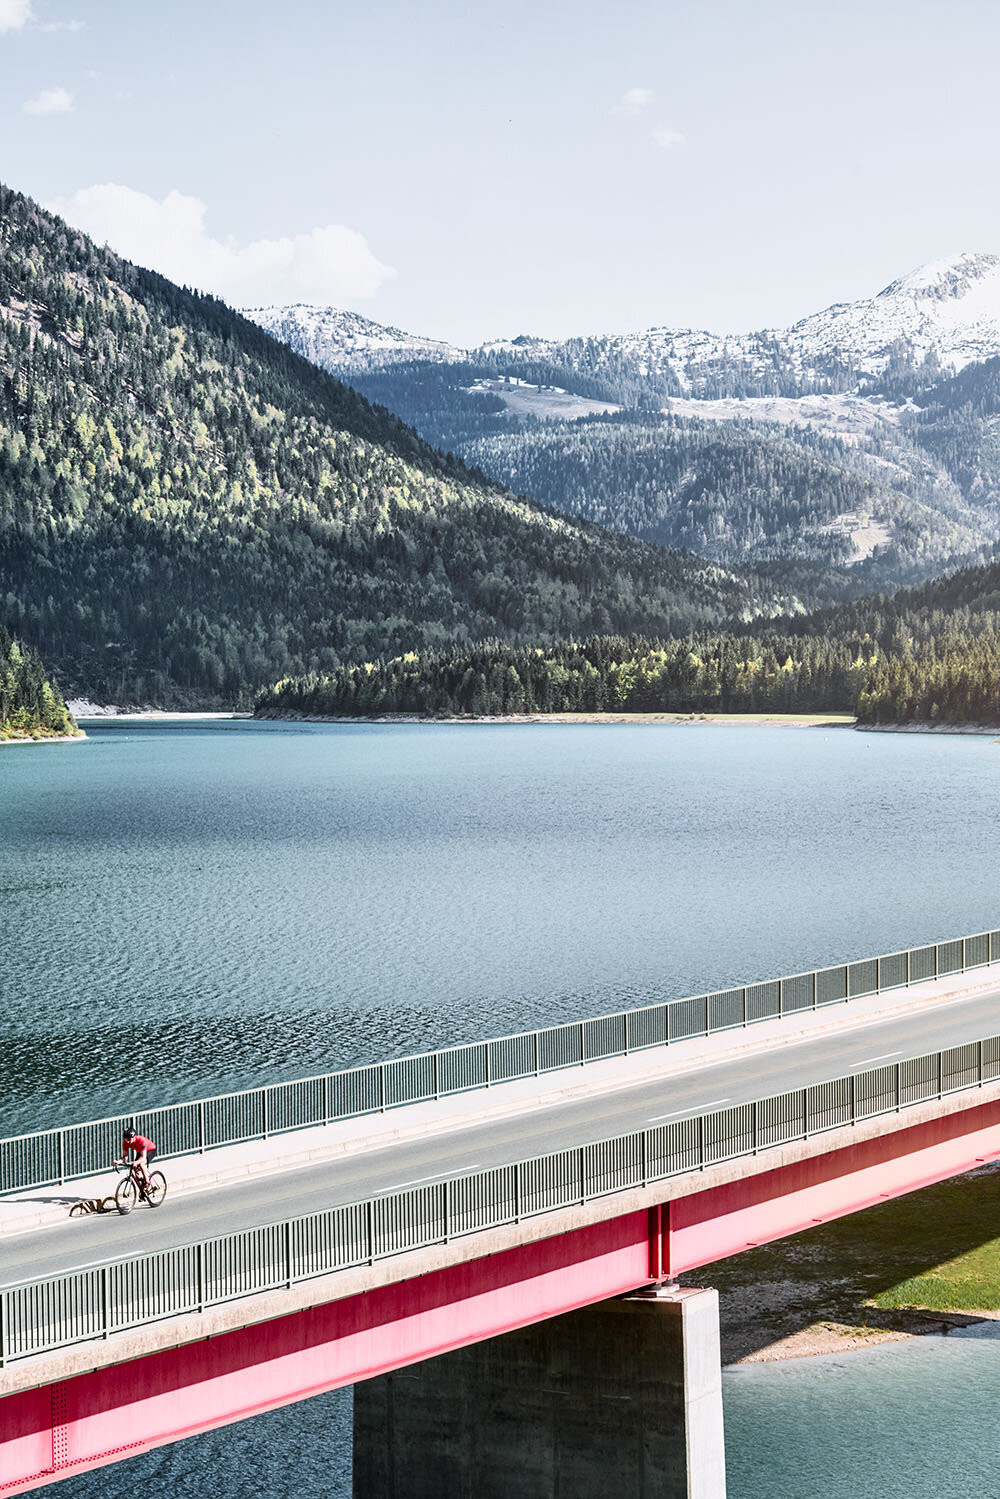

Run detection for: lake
[[5, 719, 1000, 1496]]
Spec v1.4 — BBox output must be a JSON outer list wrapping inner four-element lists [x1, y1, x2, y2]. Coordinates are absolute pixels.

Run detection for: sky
[[5, 0, 1000, 346]]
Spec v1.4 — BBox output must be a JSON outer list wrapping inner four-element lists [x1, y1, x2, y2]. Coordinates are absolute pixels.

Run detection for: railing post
[[485, 1042, 491, 1089], [753, 1099, 759, 1153], [199, 1101, 205, 1154], [533, 1030, 539, 1077], [379, 1065, 385, 1114], [366, 1199, 374, 1264], [641, 1128, 648, 1186], [0, 1289, 5, 1369], [812, 971, 817, 1009], [58, 1129, 64, 1186], [698, 1113, 705, 1168], [198, 1241, 205, 1312], [101, 1265, 109, 1340], [262, 1088, 269, 1141], [934, 945, 939, 981], [851, 1072, 856, 1122], [938, 1050, 943, 1097], [962, 938, 967, 972], [579, 1147, 586, 1204], [444, 1178, 451, 1242], [515, 1160, 522, 1222], [580, 1022, 586, 1065], [285, 1220, 293, 1288], [779, 980, 784, 1018], [433, 1051, 439, 1100], [802, 1089, 808, 1137], [980, 1040, 984, 1086], [896, 1062, 902, 1111], [742, 987, 748, 1027], [876, 956, 881, 993], [322, 1073, 329, 1125], [906, 949, 911, 987]]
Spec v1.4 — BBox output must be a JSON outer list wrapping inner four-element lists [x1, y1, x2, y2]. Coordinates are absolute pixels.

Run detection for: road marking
[[390, 1166, 481, 1189], [647, 1099, 731, 1121], [850, 1051, 902, 1067]]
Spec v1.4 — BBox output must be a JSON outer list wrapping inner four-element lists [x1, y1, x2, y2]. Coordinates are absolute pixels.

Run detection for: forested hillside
[[0, 629, 76, 739], [0, 187, 802, 706], [256, 558, 1000, 728], [459, 411, 998, 584]]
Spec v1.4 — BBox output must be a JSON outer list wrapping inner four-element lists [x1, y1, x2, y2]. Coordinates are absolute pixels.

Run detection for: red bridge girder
[[4, 1094, 1000, 1493]]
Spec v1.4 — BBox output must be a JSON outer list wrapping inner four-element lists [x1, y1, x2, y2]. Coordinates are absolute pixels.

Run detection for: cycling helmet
[[123, 1124, 136, 1140]]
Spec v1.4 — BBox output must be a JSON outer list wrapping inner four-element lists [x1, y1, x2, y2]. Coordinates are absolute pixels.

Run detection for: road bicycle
[[113, 1159, 167, 1215]]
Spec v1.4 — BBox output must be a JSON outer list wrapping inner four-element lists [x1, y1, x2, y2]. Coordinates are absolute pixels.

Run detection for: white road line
[[390, 1166, 481, 1189], [647, 1099, 731, 1121], [849, 1051, 902, 1067]]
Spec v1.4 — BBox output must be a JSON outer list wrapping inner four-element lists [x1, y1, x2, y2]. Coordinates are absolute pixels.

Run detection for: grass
[[695, 1164, 1000, 1359]]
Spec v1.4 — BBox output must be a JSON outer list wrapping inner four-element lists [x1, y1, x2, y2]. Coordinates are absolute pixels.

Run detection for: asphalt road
[[3, 988, 1000, 1289]]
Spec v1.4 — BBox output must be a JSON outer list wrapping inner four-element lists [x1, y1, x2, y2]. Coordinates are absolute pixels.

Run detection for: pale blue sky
[[5, 0, 1000, 345]]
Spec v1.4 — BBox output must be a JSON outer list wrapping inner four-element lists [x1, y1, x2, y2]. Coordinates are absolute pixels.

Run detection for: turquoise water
[[6, 720, 1000, 1494], [724, 1327, 1000, 1498]]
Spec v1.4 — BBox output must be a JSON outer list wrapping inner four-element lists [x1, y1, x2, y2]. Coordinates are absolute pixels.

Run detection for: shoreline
[[75, 712, 244, 723], [59, 707, 1000, 737], [257, 710, 859, 728], [862, 722, 1000, 736], [720, 1305, 998, 1366], [0, 730, 86, 746]]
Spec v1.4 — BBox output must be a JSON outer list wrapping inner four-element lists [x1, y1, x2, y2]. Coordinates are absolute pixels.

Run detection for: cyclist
[[115, 1124, 157, 1192]]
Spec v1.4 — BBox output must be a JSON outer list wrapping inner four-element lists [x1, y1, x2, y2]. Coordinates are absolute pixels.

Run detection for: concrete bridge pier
[[353, 1285, 726, 1499]]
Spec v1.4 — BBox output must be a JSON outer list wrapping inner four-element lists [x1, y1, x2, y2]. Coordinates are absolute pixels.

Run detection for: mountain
[[0, 184, 808, 707], [247, 257, 1000, 591], [240, 304, 464, 371], [247, 252, 1000, 399]]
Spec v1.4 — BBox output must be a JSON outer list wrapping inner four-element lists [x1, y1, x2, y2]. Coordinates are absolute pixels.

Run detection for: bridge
[[3, 929, 1000, 1496]]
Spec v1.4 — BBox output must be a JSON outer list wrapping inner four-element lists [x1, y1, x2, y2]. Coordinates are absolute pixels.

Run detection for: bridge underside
[[4, 1095, 1000, 1494]]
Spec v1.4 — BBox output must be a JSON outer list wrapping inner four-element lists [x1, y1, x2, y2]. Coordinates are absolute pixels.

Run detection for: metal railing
[[3, 1030, 999, 1368], [2, 928, 998, 1199]]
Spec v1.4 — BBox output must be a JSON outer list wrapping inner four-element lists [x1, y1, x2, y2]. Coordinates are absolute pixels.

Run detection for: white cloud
[[23, 84, 73, 114], [49, 184, 397, 306], [37, 18, 86, 31], [612, 86, 654, 116], [651, 125, 686, 151], [0, 0, 31, 32]]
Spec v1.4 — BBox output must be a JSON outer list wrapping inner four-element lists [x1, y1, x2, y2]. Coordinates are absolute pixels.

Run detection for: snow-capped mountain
[[780, 251, 1000, 377], [246, 253, 1000, 394], [245, 304, 463, 370], [244, 257, 1000, 597]]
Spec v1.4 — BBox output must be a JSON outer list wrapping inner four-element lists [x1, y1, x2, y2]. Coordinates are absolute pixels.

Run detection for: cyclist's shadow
[[69, 1196, 116, 1216]]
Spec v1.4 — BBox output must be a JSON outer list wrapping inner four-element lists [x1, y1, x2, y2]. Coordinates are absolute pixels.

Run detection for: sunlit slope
[[0, 186, 796, 705]]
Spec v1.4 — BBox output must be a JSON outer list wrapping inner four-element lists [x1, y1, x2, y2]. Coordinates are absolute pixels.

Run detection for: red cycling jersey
[[123, 1133, 155, 1156]]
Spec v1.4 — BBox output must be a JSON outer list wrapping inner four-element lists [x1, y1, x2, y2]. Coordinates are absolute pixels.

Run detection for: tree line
[[0, 628, 76, 739], [256, 560, 1000, 727]]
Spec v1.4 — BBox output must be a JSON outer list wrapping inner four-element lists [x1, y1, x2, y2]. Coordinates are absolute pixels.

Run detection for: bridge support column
[[353, 1285, 726, 1499]]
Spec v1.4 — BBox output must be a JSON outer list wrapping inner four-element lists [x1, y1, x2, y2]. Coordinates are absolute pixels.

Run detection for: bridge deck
[[2, 971, 1000, 1294]]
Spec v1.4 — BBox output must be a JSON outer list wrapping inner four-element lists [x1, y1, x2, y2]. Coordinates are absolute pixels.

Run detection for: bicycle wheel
[[145, 1171, 167, 1208], [115, 1175, 138, 1215]]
